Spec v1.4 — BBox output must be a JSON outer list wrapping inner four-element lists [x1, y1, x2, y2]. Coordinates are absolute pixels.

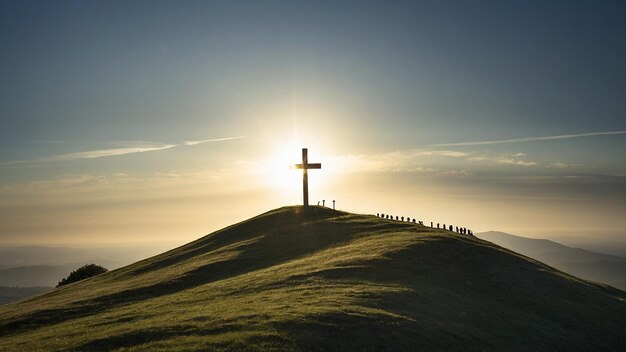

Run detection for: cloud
[[467, 153, 590, 170], [308, 149, 472, 175], [548, 162, 581, 169], [4, 135, 247, 165], [430, 130, 625, 147], [183, 136, 247, 145], [413, 150, 469, 157], [467, 155, 538, 167], [51, 144, 177, 160], [467, 156, 488, 162], [495, 158, 538, 167]]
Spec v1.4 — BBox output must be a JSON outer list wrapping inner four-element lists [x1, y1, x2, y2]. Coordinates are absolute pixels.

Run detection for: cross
[[292, 148, 321, 207]]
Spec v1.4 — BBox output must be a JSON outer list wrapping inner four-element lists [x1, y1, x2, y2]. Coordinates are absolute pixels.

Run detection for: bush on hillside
[[57, 264, 108, 287]]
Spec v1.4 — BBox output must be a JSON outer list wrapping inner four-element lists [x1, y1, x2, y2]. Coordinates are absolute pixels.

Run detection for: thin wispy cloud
[[430, 130, 626, 147], [3, 135, 247, 165], [495, 158, 538, 167], [548, 162, 582, 169], [51, 145, 177, 160], [413, 150, 469, 157], [183, 136, 247, 146], [467, 155, 538, 167], [314, 149, 473, 176]]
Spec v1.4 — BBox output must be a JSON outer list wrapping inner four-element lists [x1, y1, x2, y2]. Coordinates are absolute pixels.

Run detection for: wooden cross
[[292, 148, 321, 207]]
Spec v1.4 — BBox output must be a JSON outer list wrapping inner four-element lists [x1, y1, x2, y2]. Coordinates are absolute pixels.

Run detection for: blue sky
[[0, 1, 624, 245]]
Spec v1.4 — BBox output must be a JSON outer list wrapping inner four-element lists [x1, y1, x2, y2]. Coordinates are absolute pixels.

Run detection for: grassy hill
[[0, 206, 624, 351]]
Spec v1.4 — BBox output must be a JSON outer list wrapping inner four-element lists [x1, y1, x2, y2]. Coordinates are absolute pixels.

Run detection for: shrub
[[57, 264, 108, 287]]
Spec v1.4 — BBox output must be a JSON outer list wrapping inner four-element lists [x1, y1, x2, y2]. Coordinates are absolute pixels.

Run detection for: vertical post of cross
[[302, 148, 309, 206], [292, 148, 322, 207]]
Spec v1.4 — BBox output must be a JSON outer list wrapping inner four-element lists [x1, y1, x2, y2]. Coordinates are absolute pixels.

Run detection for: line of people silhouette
[[375, 213, 473, 236]]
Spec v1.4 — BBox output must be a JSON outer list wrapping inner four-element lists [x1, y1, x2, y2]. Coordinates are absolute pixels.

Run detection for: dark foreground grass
[[0, 206, 624, 351]]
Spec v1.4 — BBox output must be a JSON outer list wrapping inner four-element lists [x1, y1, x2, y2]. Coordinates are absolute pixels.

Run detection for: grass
[[0, 206, 624, 351]]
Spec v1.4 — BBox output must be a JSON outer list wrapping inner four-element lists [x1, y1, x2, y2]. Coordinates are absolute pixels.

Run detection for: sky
[[0, 0, 625, 247]]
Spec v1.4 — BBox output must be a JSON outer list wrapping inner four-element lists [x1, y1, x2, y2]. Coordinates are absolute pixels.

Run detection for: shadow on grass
[[280, 238, 626, 351], [123, 206, 345, 277], [274, 310, 419, 351], [0, 256, 259, 336], [0, 206, 395, 337], [77, 327, 188, 351], [76, 325, 240, 351], [76, 325, 292, 351]]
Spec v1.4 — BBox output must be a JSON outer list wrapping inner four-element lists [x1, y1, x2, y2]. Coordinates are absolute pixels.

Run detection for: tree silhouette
[[57, 264, 108, 287]]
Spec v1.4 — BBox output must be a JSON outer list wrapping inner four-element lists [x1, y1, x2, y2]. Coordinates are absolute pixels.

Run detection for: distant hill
[[0, 244, 176, 269], [1, 206, 624, 351], [0, 264, 78, 287], [0, 286, 52, 305], [476, 231, 626, 290], [0, 244, 179, 290], [0, 263, 126, 304]]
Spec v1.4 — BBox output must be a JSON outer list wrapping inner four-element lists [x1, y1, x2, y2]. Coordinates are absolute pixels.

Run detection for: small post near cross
[[292, 148, 321, 207]]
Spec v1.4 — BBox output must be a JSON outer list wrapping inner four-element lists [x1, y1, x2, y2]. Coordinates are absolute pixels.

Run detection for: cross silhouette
[[292, 148, 321, 207]]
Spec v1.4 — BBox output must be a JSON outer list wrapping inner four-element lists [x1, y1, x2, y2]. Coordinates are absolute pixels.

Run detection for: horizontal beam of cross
[[293, 163, 321, 169]]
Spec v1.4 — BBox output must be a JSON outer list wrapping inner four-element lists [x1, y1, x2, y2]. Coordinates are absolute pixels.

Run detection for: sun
[[259, 140, 330, 204], [259, 143, 303, 199]]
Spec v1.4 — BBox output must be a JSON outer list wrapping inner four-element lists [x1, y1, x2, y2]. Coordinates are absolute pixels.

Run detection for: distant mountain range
[[476, 231, 626, 290], [0, 244, 177, 304], [0, 286, 52, 305], [0, 264, 78, 287], [0, 244, 176, 269]]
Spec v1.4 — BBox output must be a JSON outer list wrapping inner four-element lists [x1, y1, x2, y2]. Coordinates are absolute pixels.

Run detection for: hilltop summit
[[1, 206, 624, 351]]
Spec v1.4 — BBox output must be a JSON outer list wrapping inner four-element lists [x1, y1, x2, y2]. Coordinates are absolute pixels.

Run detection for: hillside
[[477, 231, 626, 290], [0, 206, 625, 351]]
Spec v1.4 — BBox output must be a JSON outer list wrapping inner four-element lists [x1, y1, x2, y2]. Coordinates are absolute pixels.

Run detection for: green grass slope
[[0, 206, 624, 351]]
